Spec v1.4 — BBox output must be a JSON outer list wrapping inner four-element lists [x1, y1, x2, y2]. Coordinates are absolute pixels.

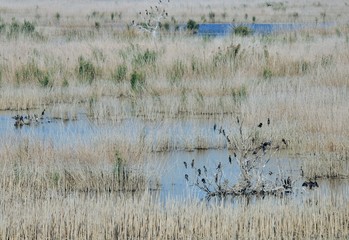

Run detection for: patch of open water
[[197, 22, 335, 36], [1, 111, 348, 203]]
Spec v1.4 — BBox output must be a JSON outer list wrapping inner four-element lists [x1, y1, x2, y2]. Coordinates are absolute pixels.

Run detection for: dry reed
[[0, 1, 348, 238]]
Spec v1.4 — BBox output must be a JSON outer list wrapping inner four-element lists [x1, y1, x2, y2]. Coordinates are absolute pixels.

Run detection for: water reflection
[[146, 149, 305, 202], [1, 112, 348, 205]]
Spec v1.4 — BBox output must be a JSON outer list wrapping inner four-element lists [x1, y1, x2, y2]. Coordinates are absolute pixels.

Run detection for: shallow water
[[197, 22, 334, 36], [1, 111, 348, 203]]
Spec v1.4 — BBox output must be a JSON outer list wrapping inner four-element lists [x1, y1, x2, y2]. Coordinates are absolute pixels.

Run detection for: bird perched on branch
[[183, 161, 187, 169], [198, 169, 201, 176]]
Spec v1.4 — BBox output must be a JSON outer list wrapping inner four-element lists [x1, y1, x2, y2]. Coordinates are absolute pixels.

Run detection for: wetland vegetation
[[0, 0, 349, 238]]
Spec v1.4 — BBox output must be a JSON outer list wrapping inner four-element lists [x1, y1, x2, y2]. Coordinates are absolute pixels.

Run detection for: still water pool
[[1, 111, 348, 203], [197, 22, 334, 36]]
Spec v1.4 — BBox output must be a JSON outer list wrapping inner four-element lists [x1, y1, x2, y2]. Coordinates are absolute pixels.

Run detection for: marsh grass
[[3, 160, 146, 194], [302, 152, 349, 179], [0, 136, 147, 194], [0, 189, 348, 239], [0, 1, 349, 238]]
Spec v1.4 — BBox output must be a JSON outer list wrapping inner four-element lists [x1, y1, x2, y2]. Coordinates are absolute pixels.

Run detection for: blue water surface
[[197, 22, 334, 36]]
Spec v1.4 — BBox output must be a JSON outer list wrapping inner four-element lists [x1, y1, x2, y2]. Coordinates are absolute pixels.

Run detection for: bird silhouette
[[185, 174, 189, 181], [226, 136, 231, 143], [258, 123, 263, 128], [216, 162, 221, 170], [203, 166, 207, 174], [302, 180, 319, 189], [191, 159, 195, 168], [183, 161, 187, 168]]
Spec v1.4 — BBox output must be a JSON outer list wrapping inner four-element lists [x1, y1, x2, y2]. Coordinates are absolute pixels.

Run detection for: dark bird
[[261, 141, 272, 151], [198, 169, 201, 176], [201, 178, 206, 184], [267, 118, 270, 125], [185, 174, 189, 181], [233, 152, 237, 158], [269, 171, 273, 175], [14, 118, 24, 128], [282, 138, 288, 147], [215, 173, 218, 183], [191, 159, 195, 168], [222, 129, 226, 136], [183, 161, 187, 169], [203, 166, 207, 174], [229, 155, 232, 164], [226, 136, 231, 143], [258, 123, 263, 128], [41, 109, 45, 116], [12, 114, 20, 120], [302, 181, 319, 189], [236, 116, 240, 124], [213, 123, 217, 131], [283, 177, 292, 189], [262, 141, 272, 147], [216, 162, 221, 170]]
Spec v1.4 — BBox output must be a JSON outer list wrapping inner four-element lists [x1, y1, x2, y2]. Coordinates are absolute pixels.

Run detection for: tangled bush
[[184, 117, 293, 200]]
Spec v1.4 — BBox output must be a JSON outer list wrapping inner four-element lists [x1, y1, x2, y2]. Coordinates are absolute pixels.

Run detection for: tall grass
[[0, 1, 349, 238], [0, 189, 348, 239], [1, 29, 348, 175]]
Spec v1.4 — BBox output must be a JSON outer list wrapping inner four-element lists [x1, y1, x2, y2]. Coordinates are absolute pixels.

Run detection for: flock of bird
[[13, 109, 45, 127], [183, 118, 319, 191]]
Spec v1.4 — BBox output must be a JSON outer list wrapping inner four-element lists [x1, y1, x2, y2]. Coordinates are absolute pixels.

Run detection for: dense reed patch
[[0, 136, 148, 194], [1, 190, 348, 239]]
